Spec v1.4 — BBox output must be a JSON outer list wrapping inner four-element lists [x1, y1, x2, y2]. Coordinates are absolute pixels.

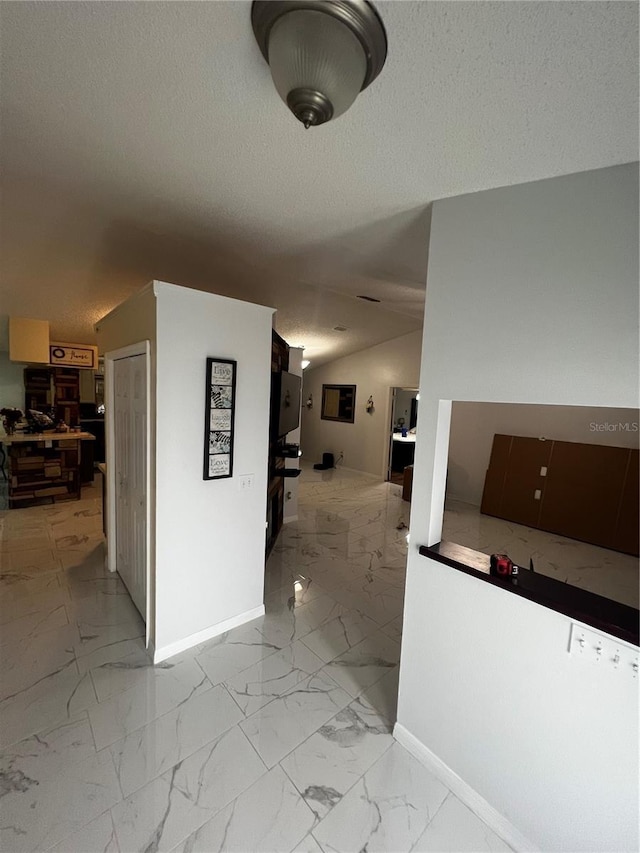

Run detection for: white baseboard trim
[[153, 605, 266, 664], [283, 515, 298, 524], [393, 723, 538, 853]]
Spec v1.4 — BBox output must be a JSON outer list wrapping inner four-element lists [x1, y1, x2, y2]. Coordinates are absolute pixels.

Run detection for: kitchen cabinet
[[391, 434, 416, 473]]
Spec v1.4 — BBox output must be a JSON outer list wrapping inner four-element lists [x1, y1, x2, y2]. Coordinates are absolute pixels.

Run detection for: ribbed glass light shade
[[268, 9, 367, 125]]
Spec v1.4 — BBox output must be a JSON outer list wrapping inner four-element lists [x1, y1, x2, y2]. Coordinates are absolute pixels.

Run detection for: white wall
[[398, 163, 639, 852], [448, 402, 640, 505], [301, 330, 422, 478], [96, 282, 274, 661], [95, 284, 157, 354], [154, 283, 273, 658], [0, 351, 25, 412], [283, 347, 303, 524]]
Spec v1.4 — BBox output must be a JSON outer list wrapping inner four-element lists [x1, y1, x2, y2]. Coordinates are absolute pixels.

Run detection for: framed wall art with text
[[203, 357, 237, 480]]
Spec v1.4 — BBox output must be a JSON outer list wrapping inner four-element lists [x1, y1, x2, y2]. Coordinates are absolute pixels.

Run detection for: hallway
[[0, 468, 511, 852]]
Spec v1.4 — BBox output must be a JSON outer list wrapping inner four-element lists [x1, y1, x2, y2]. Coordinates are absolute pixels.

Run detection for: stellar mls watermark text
[[589, 422, 638, 432]]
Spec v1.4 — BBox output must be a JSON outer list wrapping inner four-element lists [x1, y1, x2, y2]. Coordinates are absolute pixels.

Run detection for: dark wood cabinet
[[481, 434, 639, 556], [78, 437, 95, 483], [391, 438, 415, 474], [80, 418, 105, 463]]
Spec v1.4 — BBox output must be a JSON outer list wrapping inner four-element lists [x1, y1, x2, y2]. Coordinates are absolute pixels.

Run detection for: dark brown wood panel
[[480, 434, 638, 556], [614, 449, 639, 556], [539, 442, 630, 550], [499, 436, 552, 527], [480, 434, 512, 516], [481, 434, 552, 527]]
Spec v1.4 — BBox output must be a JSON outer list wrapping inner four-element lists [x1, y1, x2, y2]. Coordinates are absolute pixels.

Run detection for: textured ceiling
[[1, 1, 637, 365]]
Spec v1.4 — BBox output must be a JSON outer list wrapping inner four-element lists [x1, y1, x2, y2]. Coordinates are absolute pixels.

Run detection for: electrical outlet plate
[[569, 623, 638, 677]]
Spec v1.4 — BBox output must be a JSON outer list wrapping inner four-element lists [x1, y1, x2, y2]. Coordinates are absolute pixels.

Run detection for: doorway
[[105, 342, 151, 647], [387, 387, 419, 485]]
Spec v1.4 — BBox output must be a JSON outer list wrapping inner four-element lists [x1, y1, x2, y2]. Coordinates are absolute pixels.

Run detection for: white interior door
[[113, 353, 147, 619]]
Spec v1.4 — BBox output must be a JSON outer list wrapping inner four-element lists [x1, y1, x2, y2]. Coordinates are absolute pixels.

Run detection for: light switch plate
[[569, 623, 638, 678], [238, 474, 254, 491]]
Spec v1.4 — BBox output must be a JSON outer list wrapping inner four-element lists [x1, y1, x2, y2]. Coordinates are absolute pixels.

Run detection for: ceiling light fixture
[[301, 359, 311, 369], [251, 0, 388, 129]]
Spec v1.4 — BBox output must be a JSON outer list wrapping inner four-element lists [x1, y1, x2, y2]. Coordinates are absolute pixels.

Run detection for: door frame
[[104, 341, 152, 647], [387, 387, 419, 482], [386, 387, 398, 481]]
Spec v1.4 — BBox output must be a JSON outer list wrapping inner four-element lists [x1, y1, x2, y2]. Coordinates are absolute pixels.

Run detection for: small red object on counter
[[489, 553, 519, 578]]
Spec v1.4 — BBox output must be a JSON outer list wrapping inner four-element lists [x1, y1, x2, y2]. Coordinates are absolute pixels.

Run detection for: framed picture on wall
[[203, 357, 236, 480], [321, 384, 356, 423]]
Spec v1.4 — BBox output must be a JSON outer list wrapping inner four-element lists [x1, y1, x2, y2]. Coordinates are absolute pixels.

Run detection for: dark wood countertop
[[1, 432, 96, 444], [420, 541, 639, 647]]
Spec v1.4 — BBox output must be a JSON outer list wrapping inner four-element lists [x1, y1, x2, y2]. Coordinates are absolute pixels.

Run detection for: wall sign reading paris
[[203, 358, 237, 480]]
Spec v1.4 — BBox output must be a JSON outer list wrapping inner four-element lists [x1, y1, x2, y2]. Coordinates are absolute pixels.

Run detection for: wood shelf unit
[[8, 437, 82, 507], [53, 367, 80, 426], [24, 367, 53, 411], [24, 366, 82, 427]]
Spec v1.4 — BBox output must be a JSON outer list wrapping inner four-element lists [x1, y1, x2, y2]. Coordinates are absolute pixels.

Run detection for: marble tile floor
[[0, 468, 514, 852]]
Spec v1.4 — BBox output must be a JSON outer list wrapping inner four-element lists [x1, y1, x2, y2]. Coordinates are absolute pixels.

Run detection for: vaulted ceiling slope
[[1, 1, 637, 365]]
